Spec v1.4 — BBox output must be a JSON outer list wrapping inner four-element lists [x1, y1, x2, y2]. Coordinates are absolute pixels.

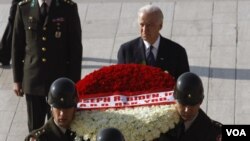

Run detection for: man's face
[[52, 107, 75, 128], [138, 12, 162, 44], [175, 102, 201, 121]]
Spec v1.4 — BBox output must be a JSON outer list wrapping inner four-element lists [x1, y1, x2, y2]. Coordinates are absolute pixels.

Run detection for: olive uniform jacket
[[25, 118, 79, 141], [155, 109, 222, 141], [12, 0, 82, 96], [117, 36, 189, 79]]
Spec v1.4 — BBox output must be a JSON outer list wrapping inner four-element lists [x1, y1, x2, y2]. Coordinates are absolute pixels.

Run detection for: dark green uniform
[[12, 0, 82, 131], [155, 109, 222, 141], [25, 118, 82, 141]]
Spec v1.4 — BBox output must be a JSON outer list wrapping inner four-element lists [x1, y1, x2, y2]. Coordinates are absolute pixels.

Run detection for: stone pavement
[[1, 0, 250, 140]]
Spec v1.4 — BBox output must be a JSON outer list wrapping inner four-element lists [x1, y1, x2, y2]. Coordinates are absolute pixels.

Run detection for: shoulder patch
[[18, 0, 31, 6]]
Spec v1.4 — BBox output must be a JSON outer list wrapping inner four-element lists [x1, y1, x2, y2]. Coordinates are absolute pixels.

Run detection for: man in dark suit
[[12, 0, 82, 132], [118, 5, 189, 80], [155, 72, 222, 141], [0, 0, 21, 66], [25, 78, 85, 141]]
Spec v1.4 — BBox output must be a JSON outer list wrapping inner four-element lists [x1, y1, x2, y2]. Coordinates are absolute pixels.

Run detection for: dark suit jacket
[[156, 109, 222, 141], [25, 118, 76, 141], [117, 36, 189, 79], [0, 0, 21, 62], [12, 0, 82, 96]]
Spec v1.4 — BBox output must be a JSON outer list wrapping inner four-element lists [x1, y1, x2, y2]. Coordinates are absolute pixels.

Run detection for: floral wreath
[[71, 64, 180, 141]]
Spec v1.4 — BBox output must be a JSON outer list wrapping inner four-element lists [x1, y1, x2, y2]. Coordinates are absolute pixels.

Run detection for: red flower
[[76, 64, 175, 99]]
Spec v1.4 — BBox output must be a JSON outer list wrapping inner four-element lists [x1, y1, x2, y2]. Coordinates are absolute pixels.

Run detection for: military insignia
[[56, 0, 60, 6], [188, 94, 192, 98], [31, 0, 36, 7], [28, 16, 33, 23], [52, 17, 65, 23], [55, 31, 62, 38], [64, 0, 75, 5], [19, 0, 31, 6], [216, 134, 222, 141]]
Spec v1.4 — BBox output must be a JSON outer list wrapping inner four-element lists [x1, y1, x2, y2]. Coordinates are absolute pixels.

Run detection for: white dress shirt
[[38, 0, 52, 10], [143, 36, 160, 59]]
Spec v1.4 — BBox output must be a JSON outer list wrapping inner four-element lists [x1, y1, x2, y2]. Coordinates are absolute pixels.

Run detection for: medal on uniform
[[55, 31, 61, 38]]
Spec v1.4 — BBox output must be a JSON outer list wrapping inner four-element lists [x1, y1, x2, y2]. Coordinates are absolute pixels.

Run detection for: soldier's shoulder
[[211, 120, 223, 141], [211, 120, 223, 128], [210, 119, 223, 133], [61, 0, 76, 5], [25, 127, 47, 141], [18, 0, 31, 6]]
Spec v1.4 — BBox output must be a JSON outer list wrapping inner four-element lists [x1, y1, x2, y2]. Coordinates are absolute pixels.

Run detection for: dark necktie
[[40, 1, 48, 23], [147, 46, 156, 66]]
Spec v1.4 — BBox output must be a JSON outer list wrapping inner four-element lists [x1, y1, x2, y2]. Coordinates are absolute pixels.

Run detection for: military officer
[[25, 77, 84, 141], [12, 0, 82, 132], [96, 128, 125, 141], [155, 72, 222, 141]]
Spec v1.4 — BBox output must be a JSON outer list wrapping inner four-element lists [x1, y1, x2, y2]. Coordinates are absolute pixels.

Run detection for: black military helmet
[[174, 72, 204, 105], [48, 77, 78, 108], [96, 128, 125, 141]]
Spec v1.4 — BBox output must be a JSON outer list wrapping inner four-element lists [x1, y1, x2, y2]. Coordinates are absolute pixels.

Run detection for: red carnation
[[76, 64, 175, 99]]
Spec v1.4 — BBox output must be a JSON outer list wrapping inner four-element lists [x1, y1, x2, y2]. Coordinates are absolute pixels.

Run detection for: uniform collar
[[38, 0, 52, 7], [184, 111, 199, 131], [53, 118, 67, 133], [143, 35, 160, 50]]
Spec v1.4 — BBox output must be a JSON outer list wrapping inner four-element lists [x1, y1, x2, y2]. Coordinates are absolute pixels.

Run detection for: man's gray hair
[[138, 5, 164, 22]]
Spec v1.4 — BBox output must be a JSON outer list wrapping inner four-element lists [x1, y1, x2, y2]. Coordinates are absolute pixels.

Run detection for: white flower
[[71, 104, 180, 141]]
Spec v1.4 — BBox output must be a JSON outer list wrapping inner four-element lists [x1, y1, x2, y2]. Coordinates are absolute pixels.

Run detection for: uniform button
[[57, 23, 61, 26], [28, 26, 31, 30], [43, 27, 47, 30], [57, 27, 60, 30], [42, 37, 47, 41], [42, 58, 47, 62], [42, 47, 47, 51]]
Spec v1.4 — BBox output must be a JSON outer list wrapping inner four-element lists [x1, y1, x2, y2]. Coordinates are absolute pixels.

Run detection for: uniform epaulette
[[18, 0, 31, 6], [26, 128, 46, 140], [211, 120, 223, 128], [63, 0, 75, 5]]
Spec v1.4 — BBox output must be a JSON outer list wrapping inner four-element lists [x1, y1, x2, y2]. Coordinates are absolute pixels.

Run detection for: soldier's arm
[[67, 1, 83, 82], [12, 3, 25, 83]]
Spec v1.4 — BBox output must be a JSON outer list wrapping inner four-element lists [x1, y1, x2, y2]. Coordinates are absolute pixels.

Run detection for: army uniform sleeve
[[25, 135, 37, 141], [212, 120, 223, 141], [12, 1, 27, 82], [25, 128, 47, 141], [65, 0, 83, 83]]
